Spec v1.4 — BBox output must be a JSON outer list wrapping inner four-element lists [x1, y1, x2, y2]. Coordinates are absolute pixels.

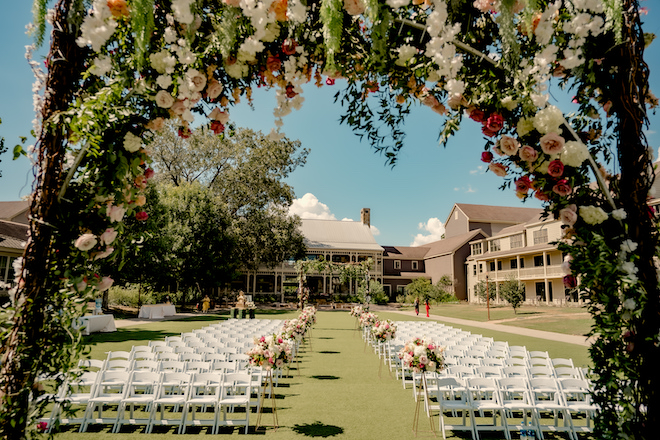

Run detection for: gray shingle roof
[[301, 219, 383, 251], [0, 201, 29, 221], [454, 203, 543, 224]]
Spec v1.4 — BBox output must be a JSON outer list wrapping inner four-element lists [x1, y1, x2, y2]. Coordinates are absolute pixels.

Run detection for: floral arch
[[1, 0, 658, 438]]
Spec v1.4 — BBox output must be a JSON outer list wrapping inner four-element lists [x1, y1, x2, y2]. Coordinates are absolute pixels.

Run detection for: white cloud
[[411, 218, 445, 246], [470, 165, 485, 175], [288, 193, 336, 220], [454, 185, 477, 193], [370, 225, 381, 236]]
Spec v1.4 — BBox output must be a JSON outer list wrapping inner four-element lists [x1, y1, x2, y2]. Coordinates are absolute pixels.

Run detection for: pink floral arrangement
[[371, 319, 397, 341], [398, 337, 444, 373], [281, 318, 306, 341], [350, 305, 364, 317], [358, 312, 378, 328], [245, 334, 292, 370]]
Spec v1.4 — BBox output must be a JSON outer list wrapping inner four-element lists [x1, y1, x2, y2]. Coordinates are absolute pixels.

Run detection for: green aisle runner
[[265, 311, 424, 439]]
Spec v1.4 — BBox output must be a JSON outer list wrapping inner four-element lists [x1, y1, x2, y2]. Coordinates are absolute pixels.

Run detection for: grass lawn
[[399, 303, 593, 337], [50, 310, 592, 439]]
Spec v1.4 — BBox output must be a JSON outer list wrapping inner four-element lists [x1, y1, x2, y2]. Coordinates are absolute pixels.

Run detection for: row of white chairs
[[41, 318, 292, 434], [423, 376, 595, 440], [362, 320, 592, 440], [44, 369, 262, 434]]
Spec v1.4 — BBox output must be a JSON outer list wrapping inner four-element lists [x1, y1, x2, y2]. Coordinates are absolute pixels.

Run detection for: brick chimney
[[361, 208, 370, 227]]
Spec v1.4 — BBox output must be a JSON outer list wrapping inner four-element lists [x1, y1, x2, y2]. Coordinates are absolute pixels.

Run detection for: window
[[546, 254, 552, 266], [473, 265, 477, 276], [510, 259, 517, 269], [479, 264, 483, 273], [397, 285, 405, 293], [394, 260, 401, 270], [471, 243, 483, 255], [412, 261, 419, 270], [489, 239, 501, 252], [489, 261, 502, 271], [520, 258, 525, 268], [534, 255, 544, 267], [510, 234, 523, 249], [533, 229, 548, 245], [0, 256, 15, 286]]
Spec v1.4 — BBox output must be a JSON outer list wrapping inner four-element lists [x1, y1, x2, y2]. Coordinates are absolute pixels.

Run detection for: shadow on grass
[[317, 351, 340, 354], [292, 421, 344, 437], [85, 328, 178, 344], [310, 375, 340, 380], [317, 337, 334, 340]]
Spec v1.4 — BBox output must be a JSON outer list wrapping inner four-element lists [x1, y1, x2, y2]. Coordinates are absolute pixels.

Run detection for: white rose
[[74, 233, 97, 251], [533, 105, 564, 134], [100, 228, 118, 245], [123, 132, 142, 153], [156, 74, 173, 89], [95, 276, 114, 291], [155, 90, 175, 108], [561, 141, 590, 167], [185, 68, 207, 92], [579, 205, 608, 225]]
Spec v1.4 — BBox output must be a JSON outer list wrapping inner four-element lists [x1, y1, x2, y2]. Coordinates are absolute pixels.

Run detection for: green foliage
[[404, 277, 454, 304], [474, 280, 496, 302], [357, 280, 387, 304], [499, 276, 525, 314]]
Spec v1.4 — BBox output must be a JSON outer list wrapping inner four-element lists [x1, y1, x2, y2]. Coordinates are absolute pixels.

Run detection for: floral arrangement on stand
[[350, 305, 365, 318], [358, 312, 378, 329], [398, 337, 444, 373], [281, 318, 306, 342], [300, 305, 317, 328], [371, 319, 397, 342], [246, 334, 293, 370]]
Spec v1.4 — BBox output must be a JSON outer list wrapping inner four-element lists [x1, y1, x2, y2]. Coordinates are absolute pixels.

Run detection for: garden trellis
[[0, 0, 658, 438]]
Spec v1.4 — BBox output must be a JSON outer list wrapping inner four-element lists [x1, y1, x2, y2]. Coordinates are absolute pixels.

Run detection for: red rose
[[515, 176, 532, 193], [178, 127, 191, 138], [563, 275, 577, 288], [484, 113, 504, 133], [481, 151, 493, 163], [135, 211, 149, 221], [325, 78, 335, 86], [282, 38, 297, 56], [366, 81, 379, 93], [534, 191, 550, 202], [547, 159, 564, 177], [482, 126, 498, 137], [144, 168, 155, 179], [266, 55, 281, 72], [468, 108, 486, 123], [210, 121, 225, 134], [285, 84, 297, 98], [552, 179, 572, 196]]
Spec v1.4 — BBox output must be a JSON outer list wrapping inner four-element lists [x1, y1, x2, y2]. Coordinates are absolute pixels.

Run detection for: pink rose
[[93, 247, 114, 260], [135, 211, 149, 221], [206, 80, 223, 100], [519, 145, 538, 162], [74, 233, 97, 251], [210, 121, 225, 134], [561, 255, 573, 274], [170, 99, 187, 115], [481, 151, 493, 163], [96, 276, 114, 291], [547, 159, 565, 177], [539, 132, 565, 155], [563, 275, 577, 288], [488, 162, 508, 177], [144, 168, 155, 179], [552, 179, 572, 196], [534, 191, 550, 202], [266, 55, 282, 72], [499, 135, 520, 156], [559, 204, 578, 225], [100, 228, 117, 245], [343, 0, 365, 15], [107, 204, 126, 223], [155, 90, 174, 108], [76, 279, 88, 292]]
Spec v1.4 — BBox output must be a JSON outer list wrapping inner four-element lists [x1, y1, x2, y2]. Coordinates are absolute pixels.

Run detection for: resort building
[[235, 208, 384, 301], [0, 201, 30, 301], [465, 213, 571, 305]]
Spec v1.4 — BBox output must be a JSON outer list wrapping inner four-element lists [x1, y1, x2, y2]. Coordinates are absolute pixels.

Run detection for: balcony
[[476, 265, 565, 282]]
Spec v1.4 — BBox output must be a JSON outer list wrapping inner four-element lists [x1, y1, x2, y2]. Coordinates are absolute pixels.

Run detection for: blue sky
[[2, 2, 660, 246]]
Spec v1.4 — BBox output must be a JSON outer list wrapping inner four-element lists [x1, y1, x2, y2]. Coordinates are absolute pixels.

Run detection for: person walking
[[425, 298, 430, 318], [414, 297, 419, 316]]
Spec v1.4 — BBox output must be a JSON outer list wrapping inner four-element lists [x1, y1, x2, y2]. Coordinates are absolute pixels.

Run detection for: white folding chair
[[432, 377, 475, 440], [80, 370, 130, 432], [466, 378, 509, 440], [147, 372, 191, 433], [46, 371, 99, 432], [218, 372, 251, 434], [114, 371, 159, 432], [181, 372, 223, 434], [559, 378, 597, 438], [529, 378, 574, 440], [498, 377, 537, 439]]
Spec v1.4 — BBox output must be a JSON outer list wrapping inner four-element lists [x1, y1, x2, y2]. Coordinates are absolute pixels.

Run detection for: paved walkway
[[372, 306, 591, 347]]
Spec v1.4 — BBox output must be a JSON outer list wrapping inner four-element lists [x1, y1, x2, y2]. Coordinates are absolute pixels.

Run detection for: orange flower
[[107, 0, 129, 18], [270, 0, 288, 21]]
